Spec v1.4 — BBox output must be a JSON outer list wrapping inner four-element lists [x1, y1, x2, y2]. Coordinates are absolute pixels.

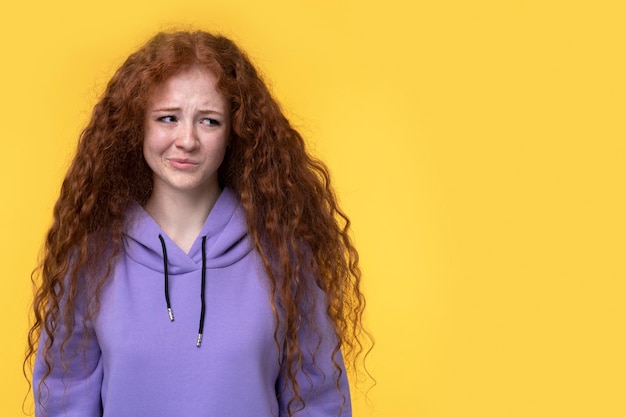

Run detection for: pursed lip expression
[[167, 158, 199, 169]]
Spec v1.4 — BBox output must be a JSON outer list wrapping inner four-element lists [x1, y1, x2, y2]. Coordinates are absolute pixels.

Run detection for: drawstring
[[158, 235, 174, 321], [158, 234, 207, 347], [198, 236, 207, 347]]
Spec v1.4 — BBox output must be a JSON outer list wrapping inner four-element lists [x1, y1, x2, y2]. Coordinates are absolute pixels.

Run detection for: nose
[[175, 121, 199, 151]]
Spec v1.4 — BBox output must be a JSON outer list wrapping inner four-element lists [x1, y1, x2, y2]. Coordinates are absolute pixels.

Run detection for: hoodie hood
[[122, 187, 254, 347], [123, 187, 253, 275]]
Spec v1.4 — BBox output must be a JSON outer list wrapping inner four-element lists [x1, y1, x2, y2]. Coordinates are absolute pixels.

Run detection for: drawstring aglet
[[168, 308, 174, 321], [196, 333, 203, 347]]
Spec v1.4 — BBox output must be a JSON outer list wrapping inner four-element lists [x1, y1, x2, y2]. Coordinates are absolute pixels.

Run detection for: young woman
[[27, 30, 367, 417]]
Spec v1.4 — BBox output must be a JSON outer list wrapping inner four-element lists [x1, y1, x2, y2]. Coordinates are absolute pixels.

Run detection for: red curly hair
[[26, 30, 368, 416]]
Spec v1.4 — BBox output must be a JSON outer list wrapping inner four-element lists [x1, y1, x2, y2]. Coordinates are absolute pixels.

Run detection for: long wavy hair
[[26, 30, 368, 416]]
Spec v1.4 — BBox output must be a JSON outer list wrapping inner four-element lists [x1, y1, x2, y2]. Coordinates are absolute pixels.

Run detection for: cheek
[[142, 132, 165, 170], [143, 130, 167, 157], [142, 139, 153, 164], [214, 135, 230, 161]]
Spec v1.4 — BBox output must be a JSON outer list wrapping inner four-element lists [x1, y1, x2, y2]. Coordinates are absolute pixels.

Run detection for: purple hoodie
[[34, 188, 351, 416]]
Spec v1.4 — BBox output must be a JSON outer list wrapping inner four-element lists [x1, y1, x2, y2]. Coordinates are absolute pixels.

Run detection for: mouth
[[168, 158, 199, 170]]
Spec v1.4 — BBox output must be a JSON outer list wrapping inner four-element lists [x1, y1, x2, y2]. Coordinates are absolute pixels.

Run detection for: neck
[[145, 184, 222, 253]]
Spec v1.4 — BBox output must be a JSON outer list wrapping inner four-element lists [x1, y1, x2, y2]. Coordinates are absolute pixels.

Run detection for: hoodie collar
[[123, 187, 252, 275]]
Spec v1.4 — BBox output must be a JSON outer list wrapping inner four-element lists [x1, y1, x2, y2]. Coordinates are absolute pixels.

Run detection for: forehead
[[148, 67, 227, 107]]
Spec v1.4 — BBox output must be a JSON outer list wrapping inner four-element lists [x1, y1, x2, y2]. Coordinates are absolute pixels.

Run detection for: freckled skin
[[143, 68, 230, 200]]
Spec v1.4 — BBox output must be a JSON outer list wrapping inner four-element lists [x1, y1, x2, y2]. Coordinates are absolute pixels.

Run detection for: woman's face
[[143, 67, 230, 200]]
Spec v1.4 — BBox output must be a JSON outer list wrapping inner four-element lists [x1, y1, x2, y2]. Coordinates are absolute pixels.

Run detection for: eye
[[201, 118, 221, 127], [157, 115, 177, 123]]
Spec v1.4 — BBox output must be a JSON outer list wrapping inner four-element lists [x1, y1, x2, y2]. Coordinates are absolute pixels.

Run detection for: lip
[[168, 158, 199, 170]]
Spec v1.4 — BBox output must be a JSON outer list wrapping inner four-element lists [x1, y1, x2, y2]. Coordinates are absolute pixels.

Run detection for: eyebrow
[[150, 106, 225, 116]]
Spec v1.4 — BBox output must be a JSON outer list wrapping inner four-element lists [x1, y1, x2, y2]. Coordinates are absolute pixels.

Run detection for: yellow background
[[2, 1, 625, 416]]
